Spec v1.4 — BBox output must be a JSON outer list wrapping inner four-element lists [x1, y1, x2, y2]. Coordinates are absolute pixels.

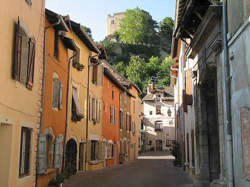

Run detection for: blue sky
[[46, 0, 176, 41]]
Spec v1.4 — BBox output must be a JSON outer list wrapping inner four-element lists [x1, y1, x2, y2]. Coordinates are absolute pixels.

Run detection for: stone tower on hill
[[106, 12, 125, 36]]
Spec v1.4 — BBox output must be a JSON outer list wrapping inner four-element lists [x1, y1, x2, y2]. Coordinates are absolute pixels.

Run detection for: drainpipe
[[35, 17, 62, 187], [62, 53, 77, 172], [222, 0, 234, 187]]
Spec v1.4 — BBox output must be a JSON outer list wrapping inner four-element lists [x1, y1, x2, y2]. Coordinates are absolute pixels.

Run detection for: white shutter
[[54, 136, 63, 169], [37, 134, 47, 174], [59, 83, 63, 110]]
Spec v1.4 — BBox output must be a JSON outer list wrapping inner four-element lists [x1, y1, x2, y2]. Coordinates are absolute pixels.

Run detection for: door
[[156, 140, 162, 151], [0, 123, 12, 187], [65, 139, 77, 174], [102, 141, 106, 167]]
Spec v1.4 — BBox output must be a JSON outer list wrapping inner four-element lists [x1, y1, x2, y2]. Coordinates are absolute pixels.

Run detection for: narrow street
[[63, 152, 193, 187]]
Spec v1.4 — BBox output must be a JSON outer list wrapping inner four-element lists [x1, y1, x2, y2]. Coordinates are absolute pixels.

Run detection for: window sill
[[88, 160, 104, 165]]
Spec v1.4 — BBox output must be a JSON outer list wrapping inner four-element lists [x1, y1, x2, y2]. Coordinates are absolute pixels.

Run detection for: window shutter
[[89, 97, 92, 121], [129, 116, 132, 131], [26, 37, 36, 90], [52, 78, 59, 108], [98, 141, 103, 160], [13, 22, 22, 80], [59, 83, 63, 110], [37, 134, 47, 174], [54, 136, 63, 169], [110, 106, 112, 124], [96, 99, 98, 122], [87, 141, 91, 161], [114, 108, 117, 126], [20, 36, 29, 84]]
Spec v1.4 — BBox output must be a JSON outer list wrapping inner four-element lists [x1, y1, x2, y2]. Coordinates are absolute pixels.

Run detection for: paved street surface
[[63, 152, 193, 187]]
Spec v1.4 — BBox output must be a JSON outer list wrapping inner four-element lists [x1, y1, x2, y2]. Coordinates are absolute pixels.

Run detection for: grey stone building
[[171, 0, 250, 187]]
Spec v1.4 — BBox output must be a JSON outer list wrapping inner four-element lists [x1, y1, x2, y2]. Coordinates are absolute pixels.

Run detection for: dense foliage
[[118, 8, 157, 44], [101, 8, 175, 97]]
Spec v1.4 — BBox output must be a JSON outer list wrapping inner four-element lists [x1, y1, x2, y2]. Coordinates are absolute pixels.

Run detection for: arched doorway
[[65, 139, 77, 175]]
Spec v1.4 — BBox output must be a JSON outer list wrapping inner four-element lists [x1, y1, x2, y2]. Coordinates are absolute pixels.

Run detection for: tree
[[126, 56, 147, 92], [156, 55, 174, 87], [113, 61, 126, 77], [81, 25, 92, 39], [118, 8, 157, 44], [158, 17, 174, 54]]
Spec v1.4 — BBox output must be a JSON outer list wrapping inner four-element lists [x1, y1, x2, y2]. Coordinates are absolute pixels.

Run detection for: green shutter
[[37, 134, 47, 174]]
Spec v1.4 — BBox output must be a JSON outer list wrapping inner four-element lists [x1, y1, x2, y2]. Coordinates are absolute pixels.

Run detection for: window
[[156, 105, 161, 114], [149, 111, 152, 115], [91, 141, 98, 161], [13, 20, 36, 89], [111, 20, 115, 24], [92, 65, 98, 84], [141, 121, 144, 130], [71, 87, 84, 121], [112, 86, 114, 100], [148, 140, 152, 145], [52, 77, 63, 109], [54, 30, 59, 59], [111, 144, 114, 157], [119, 111, 123, 129], [73, 47, 80, 64], [110, 107, 116, 125], [126, 114, 130, 131], [155, 121, 163, 131], [19, 127, 31, 177]]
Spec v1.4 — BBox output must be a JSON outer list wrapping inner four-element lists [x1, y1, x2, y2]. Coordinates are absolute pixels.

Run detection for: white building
[[142, 84, 175, 151]]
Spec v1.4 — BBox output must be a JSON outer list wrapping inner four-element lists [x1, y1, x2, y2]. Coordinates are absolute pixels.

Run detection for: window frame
[[19, 127, 32, 177]]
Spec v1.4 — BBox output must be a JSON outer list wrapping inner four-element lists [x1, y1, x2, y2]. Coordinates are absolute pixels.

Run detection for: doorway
[[65, 139, 77, 174], [156, 140, 162, 151], [0, 123, 12, 187]]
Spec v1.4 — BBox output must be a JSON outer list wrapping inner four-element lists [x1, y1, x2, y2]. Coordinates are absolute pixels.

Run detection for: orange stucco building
[[102, 65, 123, 166], [37, 10, 78, 187]]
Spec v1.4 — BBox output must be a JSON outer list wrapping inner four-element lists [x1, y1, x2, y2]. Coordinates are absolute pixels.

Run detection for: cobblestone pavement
[[63, 151, 193, 187]]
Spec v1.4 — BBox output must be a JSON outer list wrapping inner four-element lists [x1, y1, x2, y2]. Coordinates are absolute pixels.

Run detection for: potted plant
[[77, 64, 84, 71], [48, 173, 66, 187]]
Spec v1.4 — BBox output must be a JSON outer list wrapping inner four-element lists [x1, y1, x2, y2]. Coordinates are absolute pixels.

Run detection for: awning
[[61, 36, 79, 51], [72, 89, 84, 116]]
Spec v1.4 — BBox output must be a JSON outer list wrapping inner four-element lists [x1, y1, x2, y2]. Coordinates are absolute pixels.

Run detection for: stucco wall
[[0, 1, 45, 187]]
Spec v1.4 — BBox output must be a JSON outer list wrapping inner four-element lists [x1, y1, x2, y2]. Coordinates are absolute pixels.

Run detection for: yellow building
[[64, 19, 100, 173], [0, 0, 45, 187], [129, 84, 142, 160], [86, 56, 105, 170]]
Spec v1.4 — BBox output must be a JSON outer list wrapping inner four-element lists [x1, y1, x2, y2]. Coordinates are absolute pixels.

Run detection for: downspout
[[222, 1, 234, 187], [62, 53, 76, 172], [35, 17, 62, 187]]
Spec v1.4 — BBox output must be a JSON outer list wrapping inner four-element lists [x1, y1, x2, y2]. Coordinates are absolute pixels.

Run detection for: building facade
[[142, 84, 175, 152], [106, 12, 125, 36], [0, 0, 45, 187], [172, 0, 250, 187]]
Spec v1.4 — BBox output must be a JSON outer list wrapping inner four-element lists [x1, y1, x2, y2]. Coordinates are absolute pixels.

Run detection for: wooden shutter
[[20, 36, 29, 84], [37, 134, 47, 174], [185, 70, 193, 105], [54, 136, 63, 169], [52, 78, 59, 108], [26, 37, 36, 89], [89, 97, 92, 121], [13, 21, 22, 80], [110, 106, 112, 124], [87, 140, 91, 161], [59, 83, 63, 110], [98, 141, 103, 160], [114, 108, 117, 126], [129, 115, 132, 131]]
